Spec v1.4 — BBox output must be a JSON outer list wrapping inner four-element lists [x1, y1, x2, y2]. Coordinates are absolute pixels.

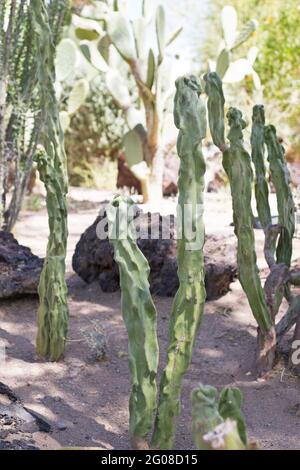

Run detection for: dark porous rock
[[72, 210, 237, 301], [0, 231, 43, 299]]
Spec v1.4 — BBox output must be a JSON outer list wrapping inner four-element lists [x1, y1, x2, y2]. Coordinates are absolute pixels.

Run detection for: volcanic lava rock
[[72, 210, 237, 301], [0, 231, 43, 299]]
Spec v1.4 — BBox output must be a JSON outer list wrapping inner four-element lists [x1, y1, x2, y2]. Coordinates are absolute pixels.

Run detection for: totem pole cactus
[[107, 75, 206, 449], [204, 71, 299, 374], [0, 0, 69, 231], [251, 105, 272, 231], [191, 383, 248, 450], [151, 75, 206, 449], [107, 196, 159, 450], [264, 125, 295, 268], [32, 0, 69, 361], [223, 106, 275, 373], [204, 73, 274, 373]]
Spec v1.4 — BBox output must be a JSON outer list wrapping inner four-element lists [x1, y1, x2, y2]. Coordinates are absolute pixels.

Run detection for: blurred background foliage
[[61, 0, 300, 190], [204, 0, 300, 154]]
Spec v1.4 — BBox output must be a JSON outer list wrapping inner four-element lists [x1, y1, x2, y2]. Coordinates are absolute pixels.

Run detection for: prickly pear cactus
[[32, 0, 69, 361], [218, 387, 247, 445], [107, 196, 159, 450], [264, 125, 295, 268], [251, 105, 272, 230], [151, 76, 206, 449]]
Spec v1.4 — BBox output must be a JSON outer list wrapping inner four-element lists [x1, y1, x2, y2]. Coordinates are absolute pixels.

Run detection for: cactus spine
[[32, 0, 69, 361], [107, 196, 159, 450], [151, 76, 206, 449]]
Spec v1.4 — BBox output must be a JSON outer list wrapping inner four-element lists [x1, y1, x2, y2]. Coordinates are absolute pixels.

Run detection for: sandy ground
[[0, 189, 300, 450]]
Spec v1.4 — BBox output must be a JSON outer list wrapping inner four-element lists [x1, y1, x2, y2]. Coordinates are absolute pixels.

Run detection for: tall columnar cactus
[[191, 383, 248, 450], [204, 73, 278, 374], [264, 125, 295, 268], [251, 105, 272, 231], [0, 0, 69, 231], [107, 196, 159, 450], [32, 0, 69, 361], [151, 75, 206, 449]]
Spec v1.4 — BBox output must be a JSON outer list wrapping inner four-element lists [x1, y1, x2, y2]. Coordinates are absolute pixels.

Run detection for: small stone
[[57, 421, 68, 431]]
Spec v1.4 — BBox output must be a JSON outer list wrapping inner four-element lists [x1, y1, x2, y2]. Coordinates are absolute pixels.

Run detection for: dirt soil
[[0, 189, 300, 450]]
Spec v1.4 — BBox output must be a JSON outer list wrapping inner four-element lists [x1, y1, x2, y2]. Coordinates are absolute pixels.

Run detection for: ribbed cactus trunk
[[151, 76, 206, 449], [224, 108, 275, 374], [204, 73, 274, 375], [107, 196, 159, 449], [32, 0, 69, 361], [264, 125, 295, 268], [251, 105, 272, 231]]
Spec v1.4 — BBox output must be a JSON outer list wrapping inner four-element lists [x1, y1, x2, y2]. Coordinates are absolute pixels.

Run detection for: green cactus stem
[[151, 75, 206, 449], [191, 384, 248, 450], [191, 384, 223, 450], [32, 0, 69, 361], [107, 196, 159, 450], [202, 419, 246, 450], [204, 72, 227, 152], [223, 107, 275, 374], [264, 125, 295, 268], [218, 387, 247, 446], [251, 105, 272, 231]]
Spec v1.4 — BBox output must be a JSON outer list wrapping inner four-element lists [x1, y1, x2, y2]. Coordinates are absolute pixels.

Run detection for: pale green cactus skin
[[107, 196, 159, 450], [264, 125, 295, 268], [223, 107, 272, 333], [32, 0, 69, 361], [218, 387, 247, 446], [151, 76, 206, 450], [251, 105, 272, 230], [204, 72, 226, 152], [191, 384, 247, 450], [191, 384, 223, 450]]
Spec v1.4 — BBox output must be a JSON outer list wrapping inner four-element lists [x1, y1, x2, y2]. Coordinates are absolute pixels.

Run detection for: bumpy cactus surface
[[151, 76, 206, 449], [251, 105, 272, 230], [32, 0, 69, 361], [107, 196, 159, 450], [191, 384, 223, 450], [223, 107, 272, 333], [191, 383, 248, 450], [218, 387, 247, 445], [264, 125, 295, 268]]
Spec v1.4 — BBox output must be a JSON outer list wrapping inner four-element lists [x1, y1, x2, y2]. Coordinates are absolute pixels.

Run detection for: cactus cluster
[[32, 0, 69, 361], [0, 0, 69, 231], [108, 75, 206, 449], [204, 71, 299, 375]]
